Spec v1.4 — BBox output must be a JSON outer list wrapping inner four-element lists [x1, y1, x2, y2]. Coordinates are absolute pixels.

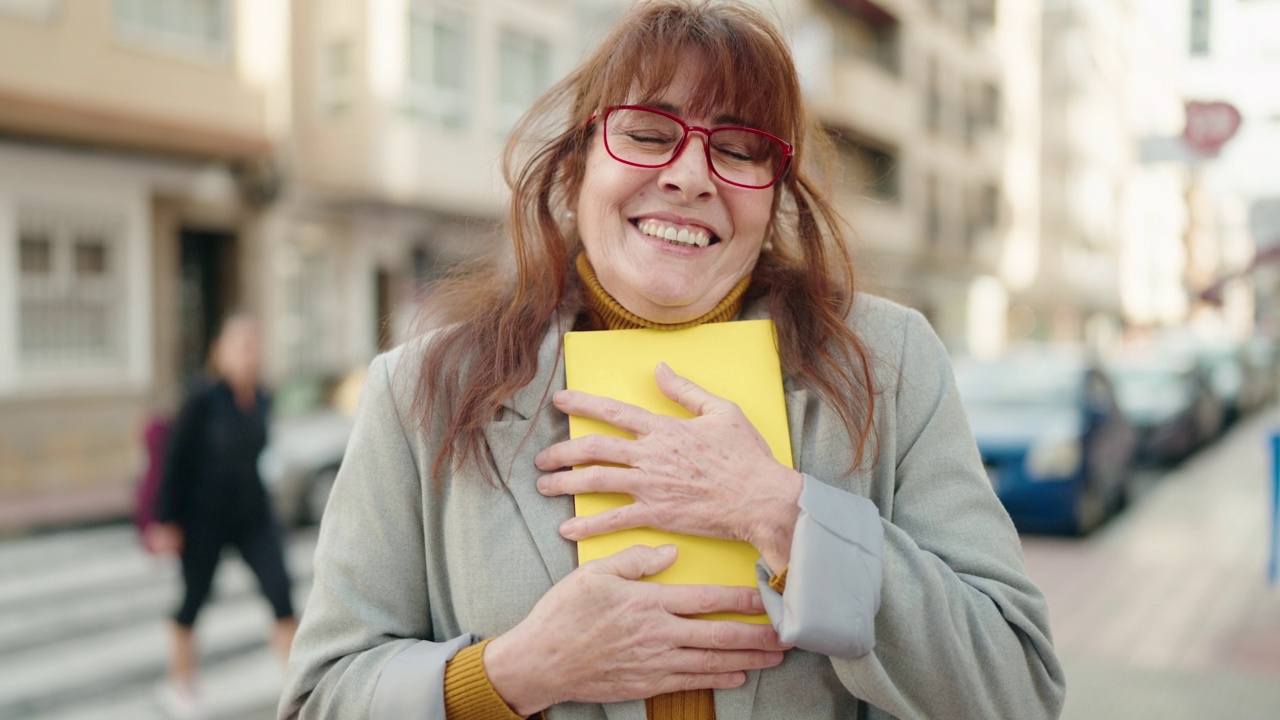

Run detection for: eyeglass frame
[[589, 105, 794, 190]]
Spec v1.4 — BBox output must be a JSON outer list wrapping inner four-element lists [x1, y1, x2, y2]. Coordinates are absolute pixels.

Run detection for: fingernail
[[535, 475, 549, 493], [656, 361, 672, 376], [657, 544, 677, 557], [559, 520, 578, 539]]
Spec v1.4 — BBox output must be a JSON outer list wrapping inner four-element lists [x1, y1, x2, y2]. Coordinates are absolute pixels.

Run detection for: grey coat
[[280, 294, 1066, 719]]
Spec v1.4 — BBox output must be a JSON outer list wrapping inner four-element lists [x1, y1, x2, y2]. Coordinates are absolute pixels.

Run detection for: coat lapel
[[481, 313, 649, 720], [482, 313, 578, 584]]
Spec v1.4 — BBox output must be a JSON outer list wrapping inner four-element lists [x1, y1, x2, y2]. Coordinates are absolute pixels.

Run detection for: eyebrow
[[647, 101, 748, 127]]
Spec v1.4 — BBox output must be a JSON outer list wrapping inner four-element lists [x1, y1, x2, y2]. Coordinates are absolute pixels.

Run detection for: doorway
[[178, 228, 238, 384]]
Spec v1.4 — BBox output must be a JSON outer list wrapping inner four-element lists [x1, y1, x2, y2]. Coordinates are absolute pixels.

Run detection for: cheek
[[729, 193, 776, 241]]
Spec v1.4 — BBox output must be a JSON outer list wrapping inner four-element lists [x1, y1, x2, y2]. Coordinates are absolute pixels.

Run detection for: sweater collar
[[574, 252, 750, 331]]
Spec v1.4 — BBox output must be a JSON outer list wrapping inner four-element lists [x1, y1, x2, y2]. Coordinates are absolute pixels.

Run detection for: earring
[[763, 240, 774, 252], [563, 210, 575, 221]]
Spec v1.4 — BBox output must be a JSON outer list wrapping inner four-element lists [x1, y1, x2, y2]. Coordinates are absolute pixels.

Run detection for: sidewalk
[[1022, 406, 1280, 719]]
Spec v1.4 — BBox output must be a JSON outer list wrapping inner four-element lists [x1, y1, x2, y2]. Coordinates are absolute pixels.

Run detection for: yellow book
[[563, 319, 792, 623]]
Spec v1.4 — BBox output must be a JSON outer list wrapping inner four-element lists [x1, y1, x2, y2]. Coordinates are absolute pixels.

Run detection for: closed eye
[[625, 131, 678, 145]]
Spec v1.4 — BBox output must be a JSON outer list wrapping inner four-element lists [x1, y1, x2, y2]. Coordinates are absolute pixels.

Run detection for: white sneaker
[[155, 680, 202, 720]]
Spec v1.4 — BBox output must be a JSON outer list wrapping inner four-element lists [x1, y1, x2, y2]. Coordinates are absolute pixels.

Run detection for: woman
[[281, 1, 1065, 718], [151, 314, 297, 717]]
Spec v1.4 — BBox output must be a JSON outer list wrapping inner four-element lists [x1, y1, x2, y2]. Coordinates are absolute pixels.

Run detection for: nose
[[657, 130, 716, 199]]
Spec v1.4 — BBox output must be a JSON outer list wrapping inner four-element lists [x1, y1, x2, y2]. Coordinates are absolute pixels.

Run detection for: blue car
[[954, 349, 1138, 535]]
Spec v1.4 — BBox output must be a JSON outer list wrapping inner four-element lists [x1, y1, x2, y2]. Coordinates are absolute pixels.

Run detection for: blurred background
[[0, 0, 1278, 718]]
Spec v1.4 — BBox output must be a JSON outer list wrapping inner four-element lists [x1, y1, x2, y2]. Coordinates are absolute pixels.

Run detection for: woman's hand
[[483, 544, 790, 715], [145, 522, 184, 555], [535, 362, 802, 571]]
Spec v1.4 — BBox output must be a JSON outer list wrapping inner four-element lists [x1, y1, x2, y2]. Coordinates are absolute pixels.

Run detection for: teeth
[[638, 219, 711, 248]]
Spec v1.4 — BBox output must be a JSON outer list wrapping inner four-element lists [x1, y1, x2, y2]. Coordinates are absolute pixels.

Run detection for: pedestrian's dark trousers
[[174, 516, 294, 626]]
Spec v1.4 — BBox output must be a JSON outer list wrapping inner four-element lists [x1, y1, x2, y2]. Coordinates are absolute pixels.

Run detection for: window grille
[[285, 250, 335, 376], [113, 0, 231, 58], [406, 6, 472, 129], [16, 208, 125, 368], [0, 0, 60, 20], [1189, 0, 1211, 56], [498, 29, 551, 133]]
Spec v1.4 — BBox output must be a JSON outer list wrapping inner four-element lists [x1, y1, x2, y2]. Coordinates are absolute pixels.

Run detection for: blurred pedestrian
[[148, 313, 296, 718]]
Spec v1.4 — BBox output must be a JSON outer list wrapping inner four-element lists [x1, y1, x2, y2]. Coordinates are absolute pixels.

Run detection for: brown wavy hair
[[411, 0, 875, 480]]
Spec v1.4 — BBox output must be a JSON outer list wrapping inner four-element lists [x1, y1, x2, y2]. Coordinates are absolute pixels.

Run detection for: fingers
[[550, 390, 660, 436], [655, 362, 733, 417], [666, 647, 788, 675], [535, 434, 638, 473], [656, 582, 768, 618], [557, 503, 650, 541], [586, 543, 679, 581]]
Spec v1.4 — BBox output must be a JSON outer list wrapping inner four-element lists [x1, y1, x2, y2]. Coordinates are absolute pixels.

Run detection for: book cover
[[563, 319, 792, 622]]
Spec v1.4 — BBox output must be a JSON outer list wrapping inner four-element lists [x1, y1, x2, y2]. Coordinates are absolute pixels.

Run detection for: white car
[[259, 369, 365, 526]]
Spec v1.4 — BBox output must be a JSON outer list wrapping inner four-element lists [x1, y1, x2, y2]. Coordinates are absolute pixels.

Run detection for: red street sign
[[1184, 100, 1242, 155]]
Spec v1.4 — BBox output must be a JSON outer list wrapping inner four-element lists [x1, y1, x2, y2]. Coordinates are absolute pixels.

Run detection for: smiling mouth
[[635, 219, 719, 248]]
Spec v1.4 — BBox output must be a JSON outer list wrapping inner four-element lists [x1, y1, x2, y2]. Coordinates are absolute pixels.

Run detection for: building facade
[[0, 0, 575, 531]]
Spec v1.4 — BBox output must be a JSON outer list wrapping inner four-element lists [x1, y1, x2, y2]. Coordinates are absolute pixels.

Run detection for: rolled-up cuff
[[755, 474, 883, 659], [371, 634, 477, 720]]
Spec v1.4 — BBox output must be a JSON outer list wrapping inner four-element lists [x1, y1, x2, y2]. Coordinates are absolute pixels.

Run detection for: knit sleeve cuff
[[767, 566, 788, 594], [443, 637, 530, 720]]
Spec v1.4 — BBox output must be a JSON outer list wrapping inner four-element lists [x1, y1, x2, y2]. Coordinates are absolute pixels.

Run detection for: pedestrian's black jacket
[[155, 379, 272, 528]]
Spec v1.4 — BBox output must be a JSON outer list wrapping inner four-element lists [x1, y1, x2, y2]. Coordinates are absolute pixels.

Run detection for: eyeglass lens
[[605, 107, 786, 188]]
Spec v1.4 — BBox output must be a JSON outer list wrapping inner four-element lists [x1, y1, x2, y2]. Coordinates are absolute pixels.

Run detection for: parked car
[[1105, 353, 1223, 466], [259, 368, 365, 526], [954, 348, 1138, 535], [1194, 340, 1247, 427], [1238, 336, 1278, 416]]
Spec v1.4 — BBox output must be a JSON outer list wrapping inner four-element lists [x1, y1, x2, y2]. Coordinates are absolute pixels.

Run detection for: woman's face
[[573, 54, 776, 324], [214, 317, 261, 387]]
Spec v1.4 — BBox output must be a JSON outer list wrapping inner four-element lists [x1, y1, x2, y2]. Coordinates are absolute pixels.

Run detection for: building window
[[0, 0, 60, 20], [284, 249, 335, 376], [831, 1, 900, 76], [925, 56, 942, 134], [925, 174, 942, 247], [498, 29, 551, 133], [113, 0, 232, 58], [965, 80, 1000, 145], [832, 130, 899, 202], [321, 39, 355, 118], [15, 208, 124, 369], [1189, 0, 1210, 56], [965, 182, 1000, 250], [967, 0, 996, 35], [407, 5, 472, 130]]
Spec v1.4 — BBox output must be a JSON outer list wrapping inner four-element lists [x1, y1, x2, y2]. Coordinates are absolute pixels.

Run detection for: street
[[1024, 404, 1280, 719], [0, 526, 317, 720], [1, 410, 1278, 719]]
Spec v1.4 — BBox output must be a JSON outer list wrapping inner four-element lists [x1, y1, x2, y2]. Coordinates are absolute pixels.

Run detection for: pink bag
[[134, 414, 171, 553]]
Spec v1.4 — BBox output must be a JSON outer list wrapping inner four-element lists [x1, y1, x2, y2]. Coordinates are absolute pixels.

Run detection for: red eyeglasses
[[593, 105, 793, 189]]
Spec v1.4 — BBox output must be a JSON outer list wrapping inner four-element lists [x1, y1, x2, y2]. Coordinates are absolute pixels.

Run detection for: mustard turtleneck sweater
[[441, 255, 763, 720]]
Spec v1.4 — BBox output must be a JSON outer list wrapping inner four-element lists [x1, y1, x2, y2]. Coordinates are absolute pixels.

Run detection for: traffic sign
[[1184, 100, 1242, 155]]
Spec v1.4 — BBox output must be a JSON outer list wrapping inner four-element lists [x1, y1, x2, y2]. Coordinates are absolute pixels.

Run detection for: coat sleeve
[[278, 352, 478, 720], [829, 308, 1066, 720], [155, 388, 207, 525]]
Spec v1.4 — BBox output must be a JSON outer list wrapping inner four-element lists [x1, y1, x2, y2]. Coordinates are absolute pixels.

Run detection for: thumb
[[590, 543, 678, 581]]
